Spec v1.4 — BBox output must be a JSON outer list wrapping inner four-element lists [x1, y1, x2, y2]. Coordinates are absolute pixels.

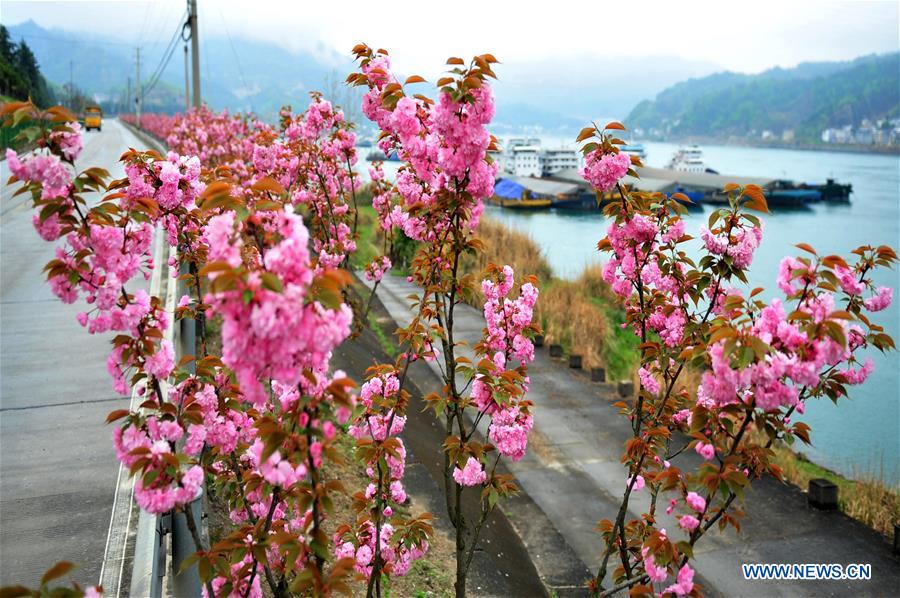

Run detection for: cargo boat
[[490, 177, 556, 209]]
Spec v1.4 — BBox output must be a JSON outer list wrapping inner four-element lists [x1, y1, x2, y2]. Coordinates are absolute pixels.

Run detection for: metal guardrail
[[129, 218, 203, 598], [100, 119, 204, 597]]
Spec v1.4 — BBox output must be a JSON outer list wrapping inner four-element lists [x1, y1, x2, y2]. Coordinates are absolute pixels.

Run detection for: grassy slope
[[458, 218, 639, 379]]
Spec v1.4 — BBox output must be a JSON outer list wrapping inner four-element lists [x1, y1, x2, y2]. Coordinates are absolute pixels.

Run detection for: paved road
[[365, 273, 900, 597], [0, 120, 148, 589]]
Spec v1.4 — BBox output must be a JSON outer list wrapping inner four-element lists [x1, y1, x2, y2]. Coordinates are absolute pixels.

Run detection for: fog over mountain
[[5, 19, 719, 132]]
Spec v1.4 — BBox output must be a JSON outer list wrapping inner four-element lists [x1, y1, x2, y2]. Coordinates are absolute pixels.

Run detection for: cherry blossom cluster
[[203, 209, 352, 405], [581, 148, 632, 193], [333, 370, 430, 581], [460, 265, 539, 482], [349, 45, 498, 244], [120, 112, 179, 141], [276, 97, 361, 269]]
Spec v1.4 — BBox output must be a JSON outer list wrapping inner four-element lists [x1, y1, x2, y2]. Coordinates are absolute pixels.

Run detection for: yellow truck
[[84, 106, 102, 131]]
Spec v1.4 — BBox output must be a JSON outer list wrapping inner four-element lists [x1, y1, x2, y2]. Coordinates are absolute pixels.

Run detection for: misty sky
[[2, 0, 898, 77]]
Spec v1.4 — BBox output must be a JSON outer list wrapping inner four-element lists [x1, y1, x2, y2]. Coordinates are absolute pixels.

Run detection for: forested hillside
[[0, 25, 54, 106], [627, 53, 899, 142]]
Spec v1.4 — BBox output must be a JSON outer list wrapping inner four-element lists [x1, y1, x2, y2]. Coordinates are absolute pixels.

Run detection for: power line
[[135, 1, 152, 48], [147, 2, 171, 49], [149, 9, 188, 78], [142, 9, 188, 98]]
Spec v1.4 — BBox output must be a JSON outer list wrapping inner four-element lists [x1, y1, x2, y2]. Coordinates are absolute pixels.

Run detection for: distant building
[[855, 127, 875, 145], [499, 140, 582, 178], [782, 129, 795, 142], [761, 130, 775, 140], [821, 126, 853, 144], [510, 145, 543, 177], [541, 148, 580, 175]]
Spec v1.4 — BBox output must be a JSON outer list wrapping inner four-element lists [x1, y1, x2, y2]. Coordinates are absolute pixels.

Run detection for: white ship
[[666, 145, 717, 174]]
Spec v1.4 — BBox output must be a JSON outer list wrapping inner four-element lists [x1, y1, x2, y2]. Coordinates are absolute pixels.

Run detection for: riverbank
[[768, 441, 899, 538], [638, 136, 900, 156]]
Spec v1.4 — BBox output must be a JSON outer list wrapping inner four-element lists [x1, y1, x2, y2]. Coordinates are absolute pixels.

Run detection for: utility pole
[[126, 76, 131, 115], [135, 47, 142, 128], [188, 0, 201, 108], [69, 60, 73, 108], [183, 43, 190, 112], [174, 10, 203, 598]]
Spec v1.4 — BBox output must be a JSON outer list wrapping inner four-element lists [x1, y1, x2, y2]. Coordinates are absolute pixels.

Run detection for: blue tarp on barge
[[494, 178, 526, 199]]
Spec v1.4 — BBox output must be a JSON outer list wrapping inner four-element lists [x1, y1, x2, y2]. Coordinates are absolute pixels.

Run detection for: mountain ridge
[[626, 53, 899, 142]]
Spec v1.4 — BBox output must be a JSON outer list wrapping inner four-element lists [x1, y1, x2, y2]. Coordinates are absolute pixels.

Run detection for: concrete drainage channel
[[98, 120, 206, 597]]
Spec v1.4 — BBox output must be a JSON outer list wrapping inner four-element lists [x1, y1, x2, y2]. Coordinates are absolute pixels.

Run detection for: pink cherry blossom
[[664, 564, 695, 597], [580, 150, 631, 193], [452, 457, 487, 487]]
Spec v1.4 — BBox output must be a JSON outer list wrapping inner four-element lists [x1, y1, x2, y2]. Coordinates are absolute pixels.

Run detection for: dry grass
[[462, 218, 639, 377], [767, 441, 900, 538], [538, 279, 609, 369], [461, 217, 554, 285]]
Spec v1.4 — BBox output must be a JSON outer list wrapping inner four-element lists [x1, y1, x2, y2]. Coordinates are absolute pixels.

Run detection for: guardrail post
[[178, 262, 197, 372], [171, 489, 204, 596], [129, 509, 167, 598]]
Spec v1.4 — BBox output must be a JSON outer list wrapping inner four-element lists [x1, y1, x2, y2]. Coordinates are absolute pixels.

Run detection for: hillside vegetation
[[627, 52, 899, 142], [0, 25, 54, 107]]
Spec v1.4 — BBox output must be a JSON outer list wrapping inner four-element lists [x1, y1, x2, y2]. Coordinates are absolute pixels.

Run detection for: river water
[[361, 142, 900, 483]]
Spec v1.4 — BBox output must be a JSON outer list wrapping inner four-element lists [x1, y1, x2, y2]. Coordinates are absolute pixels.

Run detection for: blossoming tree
[[348, 46, 541, 597], [577, 122, 896, 597]]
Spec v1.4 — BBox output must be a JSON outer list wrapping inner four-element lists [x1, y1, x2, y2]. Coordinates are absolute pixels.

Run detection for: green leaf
[[260, 272, 283, 293]]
